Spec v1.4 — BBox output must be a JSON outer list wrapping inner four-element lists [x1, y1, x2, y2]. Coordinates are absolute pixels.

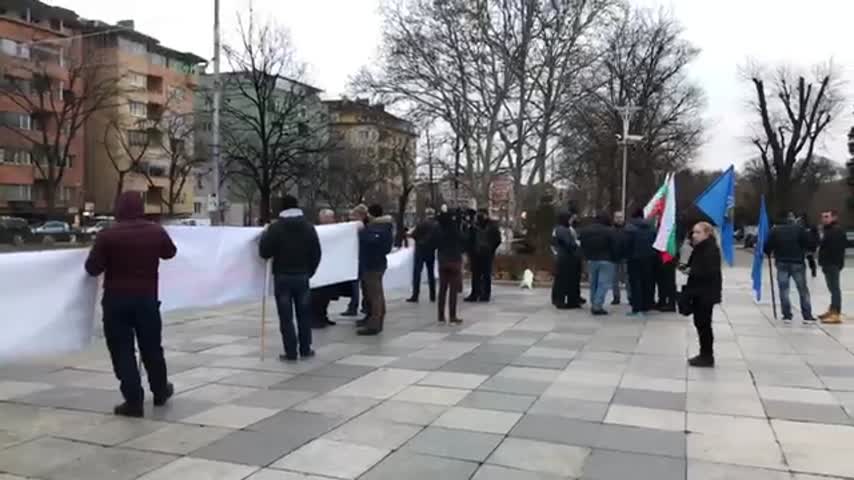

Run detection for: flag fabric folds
[[695, 165, 736, 266], [644, 174, 678, 262], [751, 196, 770, 301]]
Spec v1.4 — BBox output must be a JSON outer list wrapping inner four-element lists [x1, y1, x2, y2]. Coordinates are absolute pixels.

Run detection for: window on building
[[31, 45, 62, 66], [168, 86, 185, 101], [57, 155, 74, 168], [126, 72, 146, 89], [127, 129, 148, 146], [0, 38, 30, 59], [0, 75, 30, 94], [31, 115, 44, 131], [128, 101, 147, 118], [150, 53, 166, 65], [0, 112, 31, 130], [118, 37, 146, 56], [0, 184, 32, 201], [60, 186, 76, 202], [193, 201, 203, 214]]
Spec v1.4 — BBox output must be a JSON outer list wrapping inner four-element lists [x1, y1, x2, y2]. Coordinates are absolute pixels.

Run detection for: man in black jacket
[[552, 211, 582, 309], [259, 195, 322, 361], [465, 209, 502, 302], [407, 208, 438, 303], [579, 212, 618, 315], [626, 209, 658, 315], [818, 210, 847, 324], [764, 215, 816, 322]]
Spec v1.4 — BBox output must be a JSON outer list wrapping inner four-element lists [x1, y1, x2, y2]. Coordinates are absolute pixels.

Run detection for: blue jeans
[[588, 260, 615, 310], [823, 265, 842, 312], [274, 273, 313, 357], [776, 262, 813, 320]]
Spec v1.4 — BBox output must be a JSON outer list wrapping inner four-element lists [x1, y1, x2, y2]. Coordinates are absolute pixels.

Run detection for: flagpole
[[767, 255, 778, 320], [260, 260, 271, 361]]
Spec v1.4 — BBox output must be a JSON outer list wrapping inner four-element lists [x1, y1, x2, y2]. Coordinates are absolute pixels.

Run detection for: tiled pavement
[[2, 266, 854, 479]]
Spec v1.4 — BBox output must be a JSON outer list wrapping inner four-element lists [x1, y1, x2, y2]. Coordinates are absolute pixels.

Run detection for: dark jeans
[[102, 295, 169, 405], [362, 269, 387, 331], [438, 260, 462, 321], [693, 300, 715, 358], [628, 258, 656, 312], [612, 262, 628, 303], [655, 261, 677, 307], [776, 262, 813, 320], [310, 288, 332, 325], [412, 250, 436, 300], [469, 253, 494, 300], [274, 273, 313, 357], [822, 265, 842, 313], [346, 280, 360, 313]]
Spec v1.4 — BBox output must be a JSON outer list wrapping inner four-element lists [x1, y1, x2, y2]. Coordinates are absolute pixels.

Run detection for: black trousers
[[693, 301, 715, 358], [469, 254, 495, 300], [628, 258, 656, 312], [655, 261, 677, 307], [310, 288, 333, 326], [102, 295, 169, 405], [412, 250, 436, 300], [552, 257, 581, 308]]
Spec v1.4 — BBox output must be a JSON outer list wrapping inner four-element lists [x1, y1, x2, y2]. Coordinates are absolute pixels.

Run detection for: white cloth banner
[[0, 222, 359, 362], [383, 247, 416, 292]]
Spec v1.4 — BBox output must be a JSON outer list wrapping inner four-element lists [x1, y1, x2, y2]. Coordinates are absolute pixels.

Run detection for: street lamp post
[[210, 0, 222, 225], [617, 104, 641, 215]]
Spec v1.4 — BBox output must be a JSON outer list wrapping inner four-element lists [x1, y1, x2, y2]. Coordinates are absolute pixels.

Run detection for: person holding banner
[[684, 221, 722, 367], [85, 191, 177, 418], [259, 195, 322, 360], [818, 210, 847, 324], [764, 214, 816, 322], [357, 204, 394, 336]]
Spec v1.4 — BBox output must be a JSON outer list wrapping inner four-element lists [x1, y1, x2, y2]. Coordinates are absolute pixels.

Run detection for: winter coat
[[764, 224, 814, 265], [85, 191, 177, 299], [684, 237, 722, 305], [469, 219, 501, 257], [552, 225, 579, 262], [578, 223, 618, 262], [412, 218, 439, 253], [259, 208, 322, 277], [359, 215, 394, 272], [625, 219, 657, 260], [819, 222, 847, 269]]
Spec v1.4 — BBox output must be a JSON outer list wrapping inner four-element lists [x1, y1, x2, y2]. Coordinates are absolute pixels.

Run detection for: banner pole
[[260, 260, 271, 361], [767, 255, 778, 320]]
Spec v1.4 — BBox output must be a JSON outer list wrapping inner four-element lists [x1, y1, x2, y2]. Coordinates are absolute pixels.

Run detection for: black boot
[[153, 383, 174, 407], [688, 355, 715, 368], [114, 402, 144, 418]]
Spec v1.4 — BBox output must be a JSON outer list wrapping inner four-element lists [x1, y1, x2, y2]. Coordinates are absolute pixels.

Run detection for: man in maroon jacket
[[85, 191, 177, 417]]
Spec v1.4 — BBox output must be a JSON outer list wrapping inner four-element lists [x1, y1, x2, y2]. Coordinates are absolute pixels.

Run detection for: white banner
[[384, 247, 416, 292]]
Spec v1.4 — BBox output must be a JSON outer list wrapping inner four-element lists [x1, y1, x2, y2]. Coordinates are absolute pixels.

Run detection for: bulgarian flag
[[643, 174, 678, 262]]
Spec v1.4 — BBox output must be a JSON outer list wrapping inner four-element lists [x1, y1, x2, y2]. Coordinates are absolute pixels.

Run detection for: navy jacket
[[764, 223, 814, 265], [625, 219, 657, 259], [359, 216, 394, 272], [259, 208, 322, 277]]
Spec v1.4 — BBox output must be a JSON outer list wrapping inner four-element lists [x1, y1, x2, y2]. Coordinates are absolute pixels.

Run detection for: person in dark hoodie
[[552, 211, 582, 309], [357, 204, 394, 335], [764, 213, 816, 322], [85, 191, 177, 418], [818, 209, 846, 324], [407, 207, 439, 303], [579, 212, 618, 315], [259, 195, 322, 361], [436, 209, 465, 324], [464, 209, 502, 302], [684, 221, 722, 367], [625, 208, 657, 316]]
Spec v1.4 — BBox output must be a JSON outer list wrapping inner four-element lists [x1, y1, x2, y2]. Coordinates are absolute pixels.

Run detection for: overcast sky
[[50, 0, 854, 171]]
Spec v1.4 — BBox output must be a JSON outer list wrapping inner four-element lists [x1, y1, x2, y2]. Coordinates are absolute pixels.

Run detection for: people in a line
[[357, 204, 394, 336], [309, 209, 338, 329], [552, 211, 583, 309], [344, 205, 369, 318], [611, 211, 628, 306], [764, 213, 816, 322], [465, 209, 502, 302], [579, 212, 618, 315], [818, 209, 846, 324], [436, 209, 465, 324], [684, 221, 722, 368], [625, 209, 658, 316], [407, 208, 439, 303], [85, 191, 176, 418], [259, 195, 322, 361]]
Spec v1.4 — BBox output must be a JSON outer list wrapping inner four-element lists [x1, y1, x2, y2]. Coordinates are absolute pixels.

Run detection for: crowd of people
[[81, 189, 845, 417]]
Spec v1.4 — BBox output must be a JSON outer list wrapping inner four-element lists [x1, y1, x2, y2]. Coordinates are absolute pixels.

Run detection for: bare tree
[[745, 63, 843, 217], [219, 10, 329, 223], [102, 111, 154, 201], [0, 38, 123, 216], [145, 108, 206, 216]]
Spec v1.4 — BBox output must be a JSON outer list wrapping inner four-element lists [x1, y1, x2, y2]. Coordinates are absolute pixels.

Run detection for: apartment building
[[0, 0, 84, 220], [82, 19, 204, 216]]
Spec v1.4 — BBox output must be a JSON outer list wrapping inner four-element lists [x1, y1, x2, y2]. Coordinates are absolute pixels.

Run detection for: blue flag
[[751, 196, 770, 301], [694, 165, 736, 265]]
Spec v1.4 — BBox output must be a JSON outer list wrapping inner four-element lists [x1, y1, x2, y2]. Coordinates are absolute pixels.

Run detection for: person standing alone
[[684, 222, 722, 367], [764, 213, 816, 322], [465, 209, 502, 302], [85, 191, 177, 417], [259, 195, 322, 361], [579, 212, 618, 315], [818, 210, 846, 324], [357, 204, 394, 335], [407, 208, 439, 303]]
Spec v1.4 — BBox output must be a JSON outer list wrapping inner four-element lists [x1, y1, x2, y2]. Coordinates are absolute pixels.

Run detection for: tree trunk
[[395, 193, 407, 248], [259, 187, 272, 225]]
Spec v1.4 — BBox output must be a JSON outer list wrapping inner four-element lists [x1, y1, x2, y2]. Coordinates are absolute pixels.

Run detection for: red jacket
[[85, 192, 177, 298]]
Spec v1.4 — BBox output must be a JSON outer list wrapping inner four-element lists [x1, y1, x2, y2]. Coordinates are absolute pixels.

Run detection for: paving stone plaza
[[1, 265, 853, 480]]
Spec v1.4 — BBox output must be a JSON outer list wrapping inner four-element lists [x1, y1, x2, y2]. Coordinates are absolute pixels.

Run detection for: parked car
[[33, 221, 71, 235], [83, 220, 113, 235], [743, 225, 758, 248], [0, 216, 32, 246]]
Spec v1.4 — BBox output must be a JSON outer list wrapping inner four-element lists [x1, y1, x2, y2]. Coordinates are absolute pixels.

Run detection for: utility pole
[[211, 0, 222, 224], [617, 104, 642, 215]]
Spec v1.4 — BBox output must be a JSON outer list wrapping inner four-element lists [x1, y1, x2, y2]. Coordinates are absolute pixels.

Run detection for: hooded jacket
[[359, 215, 394, 272], [625, 218, 657, 260], [259, 208, 322, 276], [85, 191, 177, 298]]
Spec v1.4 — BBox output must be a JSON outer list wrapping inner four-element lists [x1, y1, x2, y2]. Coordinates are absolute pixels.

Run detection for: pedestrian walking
[[357, 204, 394, 336], [407, 208, 439, 303], [436, 209, 465, 324], [684, 221, 722, 368], [85, 191, 177, 417], [579, 212, 618, 315], [259, 195, 322, 361], [764, 213, 817, 322], [552, 211, 583, 309], [818, 209, 846, 324], [464, 209, 502, 303], [626, 209, 657, 316]]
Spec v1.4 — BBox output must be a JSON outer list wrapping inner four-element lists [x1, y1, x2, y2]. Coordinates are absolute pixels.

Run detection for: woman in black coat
[[684, 221, 722, 367]]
